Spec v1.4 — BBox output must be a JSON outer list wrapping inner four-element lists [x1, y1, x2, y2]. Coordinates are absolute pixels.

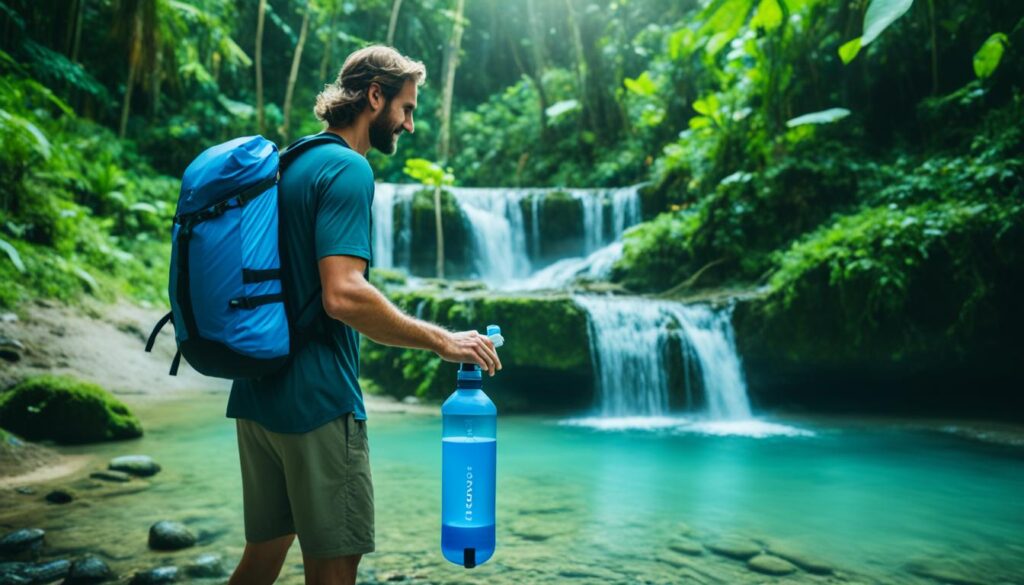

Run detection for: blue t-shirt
[[227, 133, 373, 433]]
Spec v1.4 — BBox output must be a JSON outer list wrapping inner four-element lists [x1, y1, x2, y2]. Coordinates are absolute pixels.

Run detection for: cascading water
[[372, 183, 417, 270], [572, 295, 752, 420], [369, 183, 642, 288]]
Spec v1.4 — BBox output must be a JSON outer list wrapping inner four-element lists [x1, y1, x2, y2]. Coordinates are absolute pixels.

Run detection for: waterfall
[[372, 183, 417, 270], [449, 188, 533, 286], [369, 183, 643, 288], [573, 295, 752, 420]]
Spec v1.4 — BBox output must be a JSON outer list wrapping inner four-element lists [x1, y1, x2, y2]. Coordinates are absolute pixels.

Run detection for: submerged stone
[[706, 537, 761, 560], [45, 489, 74, 504], [148, 521, 195, 551], [90, 470, 132, 483], [0, 529, 44, 557], [668, 540, 704, 556], [747, 553, 798, 575], [24, 559, 71, 582], [130, 566, 179, 584], [767, 544, 833, 575], [67, 554, 113, 582], [184, 553, 225, 578]]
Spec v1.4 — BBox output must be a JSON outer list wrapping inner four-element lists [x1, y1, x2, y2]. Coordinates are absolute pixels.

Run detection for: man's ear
[[368, 82, 384, 112]]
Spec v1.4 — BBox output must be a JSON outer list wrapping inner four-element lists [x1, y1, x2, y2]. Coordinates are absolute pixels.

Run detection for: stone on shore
[[706, 537, 762, 560], [67, 554, 113, 583], [108, 455, 161, 477], [0, 529, 44, 558], [184, 553, 225, 578], [130, 566, 179, 584]]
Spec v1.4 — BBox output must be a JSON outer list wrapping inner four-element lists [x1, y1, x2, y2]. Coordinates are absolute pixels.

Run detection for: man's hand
[[436, 330, 502, 376]]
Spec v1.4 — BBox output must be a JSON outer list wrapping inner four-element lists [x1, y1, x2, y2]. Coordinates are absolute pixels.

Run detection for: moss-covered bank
[[0, 375, 143, 444]]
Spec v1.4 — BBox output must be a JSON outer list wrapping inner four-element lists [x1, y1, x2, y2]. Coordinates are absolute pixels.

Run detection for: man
[[226, 45, 502, 585]]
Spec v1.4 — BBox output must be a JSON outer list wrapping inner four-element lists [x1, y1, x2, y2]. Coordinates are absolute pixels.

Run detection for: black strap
[[175, 174, 278, 225], [146, 311, 174, 352], [279, 133, 350, 172], [229, 293, 284, 310], [177, 221, 200, 340], [169, 350, 182, 376], [242, 268, 281, 283]]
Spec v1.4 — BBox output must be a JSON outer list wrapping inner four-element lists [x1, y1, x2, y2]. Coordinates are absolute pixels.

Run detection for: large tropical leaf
[[0, 238, 25, 273], [838, 0, 914, 64], [786, 108, 851, 127], [973, 33, 1009, 79], [862, 0, 914, 45]]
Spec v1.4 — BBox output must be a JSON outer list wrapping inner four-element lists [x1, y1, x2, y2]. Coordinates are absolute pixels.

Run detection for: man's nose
[[403, 116, 414, 134]]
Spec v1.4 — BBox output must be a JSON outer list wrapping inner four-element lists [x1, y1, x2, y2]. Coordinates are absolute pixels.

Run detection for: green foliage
[[0, 375, 143, 444], [973, 33, 1009, 79], [403, 158, 454, 187], [839, 0, 915, 64]]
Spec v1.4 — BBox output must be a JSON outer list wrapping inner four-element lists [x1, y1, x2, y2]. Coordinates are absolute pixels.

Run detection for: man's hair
[[314, 45, 426, 128]]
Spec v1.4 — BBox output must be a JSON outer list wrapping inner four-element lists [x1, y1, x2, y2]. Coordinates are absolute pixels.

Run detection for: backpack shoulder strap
[[279, 132, 350, 172]]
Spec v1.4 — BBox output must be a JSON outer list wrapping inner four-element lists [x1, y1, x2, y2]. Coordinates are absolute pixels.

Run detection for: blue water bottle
[[441, 324, 503, 568]]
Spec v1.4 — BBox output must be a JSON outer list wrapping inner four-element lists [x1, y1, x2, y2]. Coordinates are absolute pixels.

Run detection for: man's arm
[[319, 255, 502, 376]]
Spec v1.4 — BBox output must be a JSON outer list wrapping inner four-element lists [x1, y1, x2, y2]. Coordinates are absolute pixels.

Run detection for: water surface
[[5, 392, 1024, 584]]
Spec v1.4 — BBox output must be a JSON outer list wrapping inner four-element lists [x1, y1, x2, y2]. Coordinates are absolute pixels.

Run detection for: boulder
[[24, 559, 71, 582], [0, 529, 44, 558], [148, 521, 195, 551], [0, 376, 142, 444], [67, 554, 113, 583]]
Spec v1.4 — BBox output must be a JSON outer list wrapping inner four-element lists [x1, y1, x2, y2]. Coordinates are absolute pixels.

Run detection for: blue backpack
[[146, 133, 348, 379]]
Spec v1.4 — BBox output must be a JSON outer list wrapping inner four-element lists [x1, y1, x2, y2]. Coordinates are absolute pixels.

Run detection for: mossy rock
[[360, 290, 593, 411], [403, 188, 474, 278], [0, 375, 142, 444]]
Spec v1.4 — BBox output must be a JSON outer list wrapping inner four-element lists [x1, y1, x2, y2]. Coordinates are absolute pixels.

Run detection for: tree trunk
[[437, 0, 465, 164], [564, 0, 595, 134], [433, 185, 445, 279], [525, 0, 550, 137], [280, 1, 312, 142], [255, 0, 268, 135], [927, 0, 938, 94], [70, 0, 85, 64], [386, 0, 404, 46], [319, 6, 339, 82], [119, 11, 142, 139]]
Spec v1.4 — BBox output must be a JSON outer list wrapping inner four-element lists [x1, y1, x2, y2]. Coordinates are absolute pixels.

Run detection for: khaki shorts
[[236, 413, 374, 558]]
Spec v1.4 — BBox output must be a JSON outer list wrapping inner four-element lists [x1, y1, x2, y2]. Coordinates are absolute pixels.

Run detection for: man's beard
[[369, 108, 402, 154]]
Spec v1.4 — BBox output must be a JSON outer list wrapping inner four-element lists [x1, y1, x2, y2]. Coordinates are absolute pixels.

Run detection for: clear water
[[5, 392, 1024, 584]]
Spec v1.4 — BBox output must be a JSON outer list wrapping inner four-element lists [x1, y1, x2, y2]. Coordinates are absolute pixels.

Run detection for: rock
[[130, 566, 179, 584], [0, 336, 23, 362], [747, 554, 798, 576], [400, 396, 420, 405], [668, 540, 704, 556], [0, 562, 30, 583], [108, 455, 161, 477], [706, 537, 762, 560], [0, 529, 44, 557], [767, 545, 833, 575], [90, 470, 132, 483], [45, 489, 74, 504], [24, 559, 71, 582], [0, 375, 142, 444], [67, 555, 113, 583], [13, 487, 35, 495], [0, 313, 16, 323], [184, 553, 224, 578], [148, 521, 195, 551]]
